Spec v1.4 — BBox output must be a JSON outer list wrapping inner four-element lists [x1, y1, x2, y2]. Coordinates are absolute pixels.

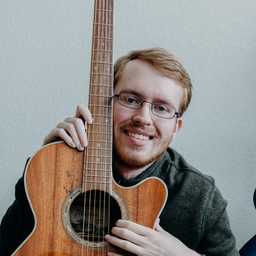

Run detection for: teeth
[[129, 132, 149, 140]]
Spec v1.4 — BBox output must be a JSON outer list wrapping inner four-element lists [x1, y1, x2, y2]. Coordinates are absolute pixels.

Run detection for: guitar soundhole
[[69, 190, 121, 243]]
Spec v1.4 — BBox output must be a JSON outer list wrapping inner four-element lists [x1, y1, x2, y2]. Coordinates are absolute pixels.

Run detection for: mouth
[[123, 128, 154, 141]]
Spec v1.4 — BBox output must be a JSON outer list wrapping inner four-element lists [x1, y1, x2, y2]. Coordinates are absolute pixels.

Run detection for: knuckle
[[57, 128, 66, 137], [74, 117, 84, 127], [66, 123, 75, 134], [121, 240, 130, 250], [77, 104, 86, 113], [118, 228, 127, 237]]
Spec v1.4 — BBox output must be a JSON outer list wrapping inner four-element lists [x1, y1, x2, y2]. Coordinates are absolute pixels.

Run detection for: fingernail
[[78, 145, 84, 151], [70, 142, 76, 148]]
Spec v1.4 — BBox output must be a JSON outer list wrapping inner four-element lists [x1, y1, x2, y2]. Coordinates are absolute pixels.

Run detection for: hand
[[43, 104, 93, 151], [105, 219, 200, 256]]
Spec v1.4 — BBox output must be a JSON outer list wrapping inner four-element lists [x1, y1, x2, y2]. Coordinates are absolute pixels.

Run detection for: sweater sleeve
[[199, 186, 239, 256], [0, 160, 34, 256]]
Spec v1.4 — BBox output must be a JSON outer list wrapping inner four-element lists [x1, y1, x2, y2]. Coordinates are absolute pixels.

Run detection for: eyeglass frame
[[112, 92, 180, 119]]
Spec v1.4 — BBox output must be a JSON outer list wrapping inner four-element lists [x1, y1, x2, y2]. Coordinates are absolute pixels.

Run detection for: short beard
[[113, 140, 169, 168]]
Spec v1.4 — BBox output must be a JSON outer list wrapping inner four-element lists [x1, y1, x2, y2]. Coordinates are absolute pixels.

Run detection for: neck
[[116, 161, 154, 180]]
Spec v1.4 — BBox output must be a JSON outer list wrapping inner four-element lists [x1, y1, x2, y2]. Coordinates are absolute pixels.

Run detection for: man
[[0, 48, 239, 255]]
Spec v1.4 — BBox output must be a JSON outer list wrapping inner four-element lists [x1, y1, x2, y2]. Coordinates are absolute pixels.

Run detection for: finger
[[44, 128, 76, 148], [57, 122, 84, 151], [105, 235, 142, 256], [153, 218, 160, 230], [64, 117, 87, 147], [75, 104, 93, 124], [115, 219, 152, 236], [154, 221, 169, 235], [107, 252, 121, 256], [111, 226, 145, 246]]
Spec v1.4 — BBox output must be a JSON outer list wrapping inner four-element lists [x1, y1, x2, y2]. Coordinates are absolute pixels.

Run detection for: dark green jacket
[[0, 149, 239, 255]]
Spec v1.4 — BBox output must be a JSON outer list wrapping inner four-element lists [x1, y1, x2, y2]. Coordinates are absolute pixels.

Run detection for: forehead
[[115, 59, 184, 109]]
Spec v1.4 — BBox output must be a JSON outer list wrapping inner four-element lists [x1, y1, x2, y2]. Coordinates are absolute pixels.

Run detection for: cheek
[[159, 122, 177, 139], [113, 105, 129, 127]]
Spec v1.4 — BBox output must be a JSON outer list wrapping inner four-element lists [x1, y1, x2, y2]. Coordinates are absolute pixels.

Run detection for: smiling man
[[0, 48, 239, 256]]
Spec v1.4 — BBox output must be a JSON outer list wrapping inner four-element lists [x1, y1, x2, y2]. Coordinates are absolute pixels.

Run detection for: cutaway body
[[13, 142, 167, 256]]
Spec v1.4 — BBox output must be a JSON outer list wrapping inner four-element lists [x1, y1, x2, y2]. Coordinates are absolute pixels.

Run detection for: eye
[[153, 104, 170, 113], [123, 94, 140, 105]]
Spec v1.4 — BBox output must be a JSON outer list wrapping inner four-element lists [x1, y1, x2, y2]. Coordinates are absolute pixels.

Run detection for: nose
[[131, 102, 153, 126]]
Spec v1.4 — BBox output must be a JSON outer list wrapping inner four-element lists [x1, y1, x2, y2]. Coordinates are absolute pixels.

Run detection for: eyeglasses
[[113, 92, 180, 119]]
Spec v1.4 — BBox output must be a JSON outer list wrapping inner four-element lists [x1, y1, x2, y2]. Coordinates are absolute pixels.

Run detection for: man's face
[[113, 59, 184, 168]]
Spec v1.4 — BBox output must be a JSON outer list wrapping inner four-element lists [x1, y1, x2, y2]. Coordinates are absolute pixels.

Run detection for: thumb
[[155, 220, 169, 234]]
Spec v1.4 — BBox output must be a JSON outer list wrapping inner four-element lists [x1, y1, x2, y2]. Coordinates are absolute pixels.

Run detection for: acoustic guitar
[[13, 0, 167, 255]]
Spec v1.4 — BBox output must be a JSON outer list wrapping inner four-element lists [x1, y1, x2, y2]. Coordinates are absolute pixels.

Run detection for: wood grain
[[13, 142, 167, 256]]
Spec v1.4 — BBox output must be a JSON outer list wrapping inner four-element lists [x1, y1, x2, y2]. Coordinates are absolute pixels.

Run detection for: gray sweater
[[113, 148, 239, 255]]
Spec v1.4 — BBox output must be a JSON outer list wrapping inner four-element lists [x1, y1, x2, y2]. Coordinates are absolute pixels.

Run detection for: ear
[[172, 116, 184, 139]]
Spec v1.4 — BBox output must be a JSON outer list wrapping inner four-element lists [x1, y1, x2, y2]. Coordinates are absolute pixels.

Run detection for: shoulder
[[161, 148, 227, 211]]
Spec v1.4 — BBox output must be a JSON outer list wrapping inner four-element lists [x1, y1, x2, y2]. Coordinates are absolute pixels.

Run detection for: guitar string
[[81, 0, 113, 255], [99, 0, 104, 254], [96, 0, 103, 253], [88, 0, 100, 252], [107, 1, 113, 254], [104, 0, 109, 253], [82, 0, 98, 255]]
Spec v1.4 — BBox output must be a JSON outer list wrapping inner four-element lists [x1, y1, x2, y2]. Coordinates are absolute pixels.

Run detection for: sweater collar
[[113, 151, 170, 187]]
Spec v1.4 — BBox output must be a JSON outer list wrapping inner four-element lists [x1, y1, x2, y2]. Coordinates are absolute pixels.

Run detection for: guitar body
[[13, 142, 167, 256]]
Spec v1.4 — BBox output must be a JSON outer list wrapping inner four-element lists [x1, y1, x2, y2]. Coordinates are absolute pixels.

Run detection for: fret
[[89, 113, 112, 118], [93, 28, 113, 35], [91, 62, 112, 73], [92, 44, 112, 53], [89, 112, 112, 118], [85, 171, 112, 175], [88, 142, 112, 147], [89, 89, 112, 97], [87, 117, 112, 124], [91, 73, 112, 77], [90, 82, 112, 87], [92, 36, 112, 41], [86, 161, 111, 165], [92, 61, 112, 65], [93, 22, 113, 27], [88, 101, 112, 106], [90, 79, 112, 86], [87, 148, 112, 152], [83, 172, 112, 177], [89, 89, 112, 96], [89, 101, 112, 107], [84, 168, 112, 172], [89, 105, 112, 109], [85, 167, 112, 172], [95, 8, 113, 12], [87, 154, 112, 158], [89, 130, 112, 134], [92, 49, 112, 53], [89, 93, 112, 98], [85, 166, 112, 172], [89, 125, 112, 130]]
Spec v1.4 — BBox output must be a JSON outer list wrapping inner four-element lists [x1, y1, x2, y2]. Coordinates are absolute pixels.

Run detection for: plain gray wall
[[1, 0, 255, 249]]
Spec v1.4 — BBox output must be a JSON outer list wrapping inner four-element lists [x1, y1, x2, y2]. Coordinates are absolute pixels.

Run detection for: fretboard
[[83, 0, 114, 192]]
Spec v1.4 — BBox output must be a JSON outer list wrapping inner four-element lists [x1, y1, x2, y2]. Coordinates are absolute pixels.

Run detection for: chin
[[115, 148, 164, 168]]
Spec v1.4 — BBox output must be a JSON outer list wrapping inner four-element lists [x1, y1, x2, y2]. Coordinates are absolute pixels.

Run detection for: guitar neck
[[83, 0, 114, 191]]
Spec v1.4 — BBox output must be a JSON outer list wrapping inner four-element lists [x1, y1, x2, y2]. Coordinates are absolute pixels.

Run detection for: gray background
[[0, 0, 255, 249]]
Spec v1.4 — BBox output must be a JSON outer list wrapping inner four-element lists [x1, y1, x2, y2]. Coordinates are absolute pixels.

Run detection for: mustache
[[121, 123, 156, 138]]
